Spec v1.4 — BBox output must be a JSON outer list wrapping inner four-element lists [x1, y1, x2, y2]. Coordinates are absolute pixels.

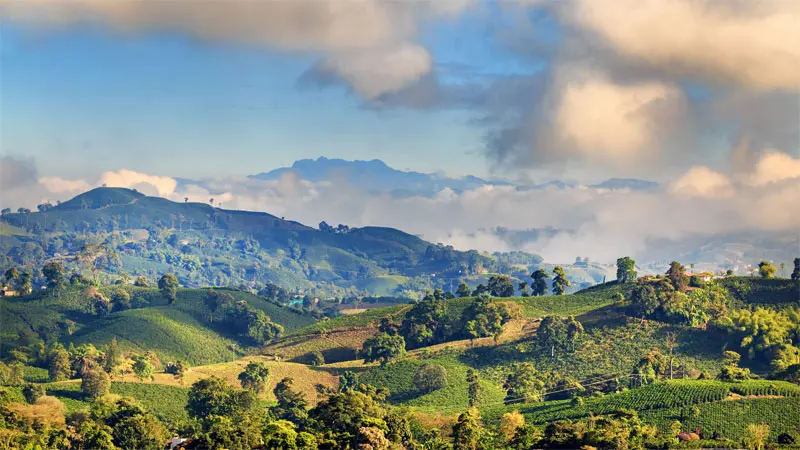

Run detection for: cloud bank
[[3, 151, 798, 264]]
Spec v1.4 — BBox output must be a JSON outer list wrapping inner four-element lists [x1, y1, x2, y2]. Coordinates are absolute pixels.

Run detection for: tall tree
[[238, 362, 270, 394], [48, 344, 71, 381], [466, 369, 482, 407], [456, 282, 472, 298], [452, 408, 483, 450], [81, 369, 111, 399], [158, 273, 179, 303], [518, 281, 529, 297], [666, 261, 689, 291], [616, 257, 638, 283], [361, 333, 406, 365], [552, 266, 570, 295], [132, 355, 154, 381], [103, 337, 120, 374], [42, 261, 65, 288], [530, 269, 549, 296], [793, 258, 800, 281], [3, 267, 19, 287], [488, 274, 515, 297]]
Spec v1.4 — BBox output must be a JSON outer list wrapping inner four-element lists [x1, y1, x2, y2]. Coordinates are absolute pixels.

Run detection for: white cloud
[[669, 167, 734, 198], [99, 169, 177, 197], [746, 150, 800, 186], [567, 0, 800, 89], [554, 73, 683, 160], [322, 43, 432, 98]]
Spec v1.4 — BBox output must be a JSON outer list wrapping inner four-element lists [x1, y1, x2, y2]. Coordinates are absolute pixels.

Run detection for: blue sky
[[2, 10, 511, 179], [0, 1, 796, 184]]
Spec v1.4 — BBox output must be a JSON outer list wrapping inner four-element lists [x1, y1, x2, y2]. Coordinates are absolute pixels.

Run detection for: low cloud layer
[[3, 151, 798, 264]]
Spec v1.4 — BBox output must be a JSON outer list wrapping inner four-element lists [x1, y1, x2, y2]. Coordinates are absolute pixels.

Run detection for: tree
[[111, 289, 131, 311], [308, 350, 325, 366], [456, 282, 472, 298], [42, 261, 65, 288], [616, 257, 638, 283], [273, 377, 309, 424], [238, 361, 270, 394], [132, 355, 154, 381], [758, 260, 777, 279], [500, 410, 526, 442], [530, 269, 549, 296], [103, 338, 120, 374], [666, 261, 689, 291], [48, 344, 71, 381], [22, 384, 45, 404], [488, 274, 515, 297], [462, 295, 514, 342], [400, 296, 447, 349], [504, 362, 544, 404], [112, 413, 169, 450], [552, 266, 570, 295], [168, 360, 189, 385], [792, 258, 800, 281], [4, 267, 19, 287], [466, 368, 482, 407], [630, 284, 659, 319], [744, 424, 770, 450], [413, 363, 448, 394], [339, 371, 358, 393], [187, 376, 256, 419], [536, 316, 569, 358], [361, 333, 406, 365], [81, 369, 111, 399], [18, 271, 32, 294], [518, 281, 529, 297], [158, 273, 179, 303], [452, 408, 482, 450], [134, 276, 149, 287]]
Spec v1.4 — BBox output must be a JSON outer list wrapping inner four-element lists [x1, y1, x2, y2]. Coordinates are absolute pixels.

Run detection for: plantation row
[[516, 379, 800, 426], [641, 397, 800, 440]]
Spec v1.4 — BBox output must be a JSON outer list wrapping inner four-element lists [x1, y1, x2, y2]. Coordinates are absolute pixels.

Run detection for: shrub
[[413, 363, 448, 394], [308, 351, 325, 366], [22, 384, 45, 404], [81, 369, 111, 399]]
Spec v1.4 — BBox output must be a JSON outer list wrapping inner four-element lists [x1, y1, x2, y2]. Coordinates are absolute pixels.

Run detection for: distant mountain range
[[249, 157, 658, 197]]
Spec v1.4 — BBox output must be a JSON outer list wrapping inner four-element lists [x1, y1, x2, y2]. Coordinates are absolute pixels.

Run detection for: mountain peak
[[57, 187, 145, 210]]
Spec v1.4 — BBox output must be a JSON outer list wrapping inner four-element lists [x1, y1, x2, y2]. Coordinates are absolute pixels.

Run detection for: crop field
[[514, 379, 800, 427], [641, 397, 800, 440], [43, 381, 190, 425], [68, 307, 242, 365]]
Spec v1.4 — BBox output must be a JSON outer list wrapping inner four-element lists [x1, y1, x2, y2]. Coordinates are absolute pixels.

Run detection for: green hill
[[0, 286, 315, 365], [0, 187, 544, 297]]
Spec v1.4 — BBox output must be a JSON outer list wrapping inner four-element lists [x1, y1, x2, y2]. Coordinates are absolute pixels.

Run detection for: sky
[[1, 0, 799, 263]]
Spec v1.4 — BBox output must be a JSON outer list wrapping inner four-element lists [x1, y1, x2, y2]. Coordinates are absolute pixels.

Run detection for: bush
[[413, 363, 448, 394], [81, 369, 111, 399], [22, 384, 45, 404]]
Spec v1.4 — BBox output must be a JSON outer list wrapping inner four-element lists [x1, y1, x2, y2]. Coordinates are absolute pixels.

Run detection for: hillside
[[0, 187, 544, 297], [0, 286, 315, 365], [1, 276, 799, 449]]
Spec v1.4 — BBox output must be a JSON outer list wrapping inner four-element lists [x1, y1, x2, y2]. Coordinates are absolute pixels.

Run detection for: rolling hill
[[0, 187, 544, 297]]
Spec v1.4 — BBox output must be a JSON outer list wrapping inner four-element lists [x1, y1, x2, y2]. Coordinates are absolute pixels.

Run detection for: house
[[0, 288, 18, 297]]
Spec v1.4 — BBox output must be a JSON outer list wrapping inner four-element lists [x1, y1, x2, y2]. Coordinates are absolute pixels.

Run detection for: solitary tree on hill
[[552, 266, 570, 295], [238, 362, 270, 394], [531, 269, 549, 296], [456, 282, 471, 298], [158, 273, 179, 304], [616, 257, 637, 283]]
